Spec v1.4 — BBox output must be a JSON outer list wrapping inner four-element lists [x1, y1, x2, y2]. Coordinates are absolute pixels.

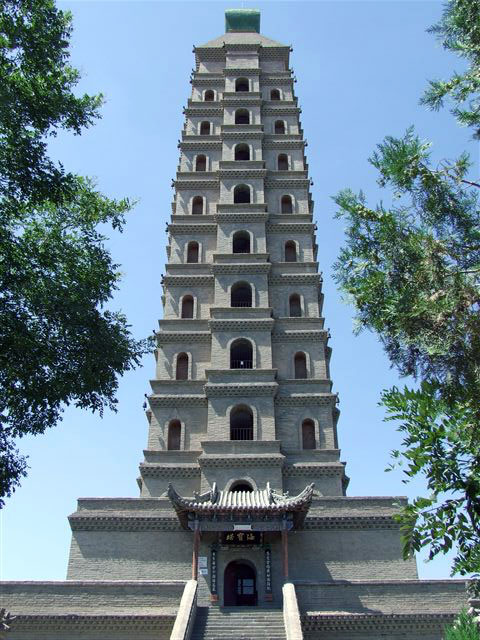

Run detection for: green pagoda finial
[[225, 9, 260, 33]]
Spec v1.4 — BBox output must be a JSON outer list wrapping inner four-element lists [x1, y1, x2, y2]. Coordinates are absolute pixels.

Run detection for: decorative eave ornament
[[225, 9, 261, 33], [167, 481, 315, 530]]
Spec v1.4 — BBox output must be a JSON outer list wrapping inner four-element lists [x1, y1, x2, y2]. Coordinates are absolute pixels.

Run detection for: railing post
[[282, 582, 303, 640], [170, 579, 198, 640]]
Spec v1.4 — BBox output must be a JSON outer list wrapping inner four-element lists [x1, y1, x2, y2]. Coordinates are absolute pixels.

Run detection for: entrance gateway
[[168, 482, 314, 605], [224, 561, 257, 606]]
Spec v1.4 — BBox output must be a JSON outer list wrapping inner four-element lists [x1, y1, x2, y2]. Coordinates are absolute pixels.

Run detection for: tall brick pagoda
[[1, 9, 468, 640]]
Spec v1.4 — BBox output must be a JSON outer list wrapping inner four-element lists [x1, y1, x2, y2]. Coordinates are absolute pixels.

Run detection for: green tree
[[0, 0, 150, 505], [444, 609, 480, 640], [333, 0, 480, 578]]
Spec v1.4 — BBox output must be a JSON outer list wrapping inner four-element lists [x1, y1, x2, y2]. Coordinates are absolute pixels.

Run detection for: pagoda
[[1, 9, 468, 640]]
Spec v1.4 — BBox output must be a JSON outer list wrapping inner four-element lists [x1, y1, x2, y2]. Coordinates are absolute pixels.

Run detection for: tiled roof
[[167, 482, 315, 529], [198, 32, 287, 49]]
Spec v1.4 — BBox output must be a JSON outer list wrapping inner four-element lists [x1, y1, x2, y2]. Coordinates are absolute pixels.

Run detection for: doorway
[[224, 560, 257, 606]]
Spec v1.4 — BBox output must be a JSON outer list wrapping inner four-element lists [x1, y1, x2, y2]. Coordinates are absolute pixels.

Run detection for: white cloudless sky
[[2, 0, 477, 581]]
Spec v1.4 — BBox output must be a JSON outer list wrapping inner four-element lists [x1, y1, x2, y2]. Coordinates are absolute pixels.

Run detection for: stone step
[[192, 607, 286, 640]]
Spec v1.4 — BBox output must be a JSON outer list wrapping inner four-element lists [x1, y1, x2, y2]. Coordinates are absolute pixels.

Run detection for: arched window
[[278, 154, 289, 170], [294, 352, 308, 379], [192, 196, 203, 215], [230, 481, 253, 492], [181, 295, 194, 318], [204, 90, 215, 101], [230, 405, 253, 440], [285, 241, 297, 262], [233, 230, 250, 254], [187, 241, 199, 263], [231, 281, 252, 308], [176, 353, 189, 380], [235, 108, 250, 124], [195, 155, 207, 171], [235, 144, 250, 161], [281, 195, 293, 213], [230, 338, 253, 369], [167, 420, 181, 450], [289, 294, 302, 317], [274, 120, 286, 134], [234, 184, 251, 204], [235, 77, 249, 92], [200, 121, 211, 135], [302, 419, 316, 450], [270, 89, 281, 100]]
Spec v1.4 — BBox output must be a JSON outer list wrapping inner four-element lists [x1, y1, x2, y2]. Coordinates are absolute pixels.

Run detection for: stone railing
[[283, 582, 303, 640], [170, 579, 198, 640]]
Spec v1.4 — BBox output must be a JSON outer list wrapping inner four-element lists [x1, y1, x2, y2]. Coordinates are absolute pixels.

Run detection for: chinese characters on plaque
[[220, 531, 262, 546], [264, 548, 272, 594], [210, 547, 217, 595]]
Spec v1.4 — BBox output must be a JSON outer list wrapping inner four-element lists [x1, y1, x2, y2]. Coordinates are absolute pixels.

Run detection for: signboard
[[265, 548, 272, 594], [211, 547, 218, 595], [221, 531, 262, 546], [199, 568, 208, 576], [198, 556, 208, 569]]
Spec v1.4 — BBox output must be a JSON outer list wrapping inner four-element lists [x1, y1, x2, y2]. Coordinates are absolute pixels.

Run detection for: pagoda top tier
[[197, 9, 288, 50], [225, 9, 260, 33]]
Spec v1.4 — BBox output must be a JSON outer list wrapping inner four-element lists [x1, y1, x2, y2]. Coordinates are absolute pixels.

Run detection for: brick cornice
[[168, 224, 217, 234], [149, 395, 207, 408], [140, 464, 201, 478], [265, 178, 310, 188], [205, 382, 278, 397], [156, 332, 211, 344], [9, 614, 175, 631], [211, 263, 271, 275], [267, 223, 315, 233], [209, 319, 274, 331], [174, 179, 218, 189], [302, 612, 455, 632], [269, 273, 322, 285], [272, 330, 328, 342], [163, 275, 214, 286], [276, 394, 336, 407]]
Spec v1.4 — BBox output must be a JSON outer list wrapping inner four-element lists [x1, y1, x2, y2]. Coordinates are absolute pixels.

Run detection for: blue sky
[[1, 0, 477, 581]]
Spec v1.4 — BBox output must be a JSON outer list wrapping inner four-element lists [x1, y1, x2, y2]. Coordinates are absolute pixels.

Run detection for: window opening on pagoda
[[167, 420, 181, 450], [195, 155, 207, 171], [274, 120, 286, 134], [285, 241, 297, 262], [192, 196, 203, 215], [278, 154, 289, 170], [281, 195, 293, 213], [234, 184, 251, 204], [176, 353, 189, 380], [270, 89, 281, 100], [200, 121, 211, 135], [230, 482, 253, 492], [235, 144, 250, 161], [181, 295, 194, 318], [204, 90, 215, 101], [302, 419, 316, 450], [230, 338, 253, 369], [231, 282, 252, 307], [235, 77, 249, 92], [289, 294, 302, 317], [235, 109, 250, 125], [230, 405, 253, 440], [294, 352, 308, 379], [187, 241, 199, 263], [232, 230, 250, 254]]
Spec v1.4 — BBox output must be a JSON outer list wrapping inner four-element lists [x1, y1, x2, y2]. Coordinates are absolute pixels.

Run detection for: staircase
[[191, 606, 286, 640]]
